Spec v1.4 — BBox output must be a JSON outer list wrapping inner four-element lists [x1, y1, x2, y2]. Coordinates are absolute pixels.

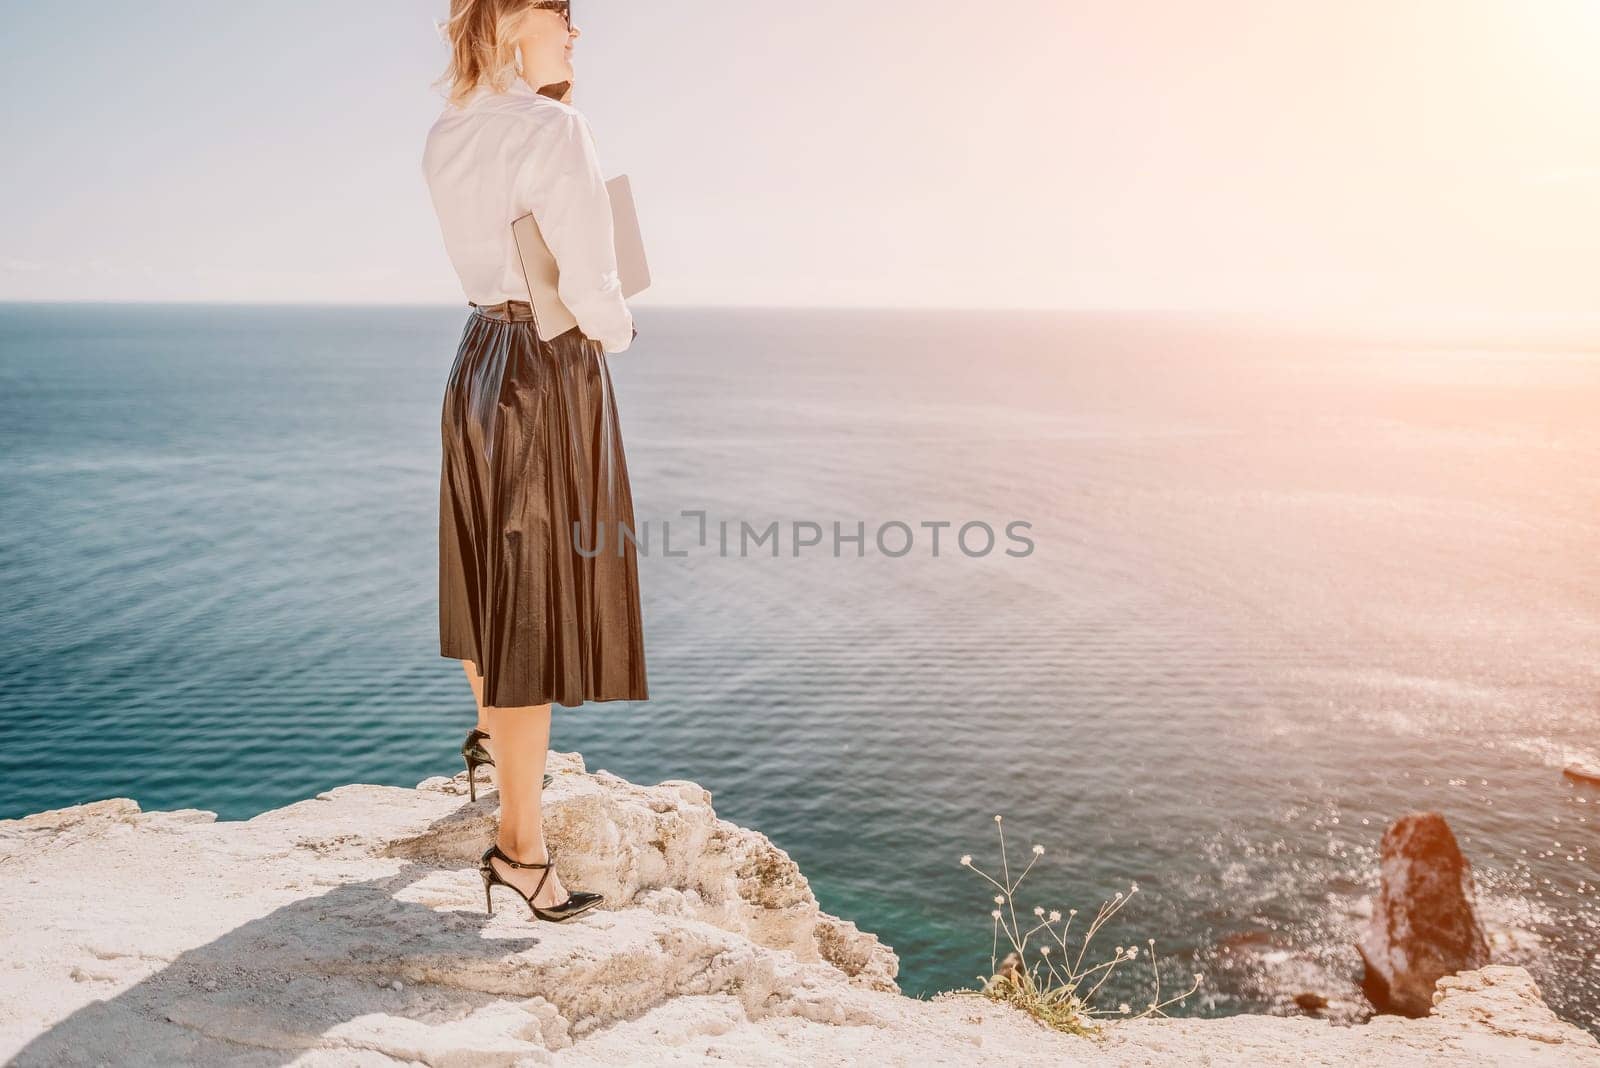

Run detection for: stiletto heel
[[478, 843, 604, 923], [481, 867, 495, 916], [461, 728, 553, 801]]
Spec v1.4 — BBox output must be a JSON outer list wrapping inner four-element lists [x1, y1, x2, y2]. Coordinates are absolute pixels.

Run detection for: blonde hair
[[434, 0, 534, 106]]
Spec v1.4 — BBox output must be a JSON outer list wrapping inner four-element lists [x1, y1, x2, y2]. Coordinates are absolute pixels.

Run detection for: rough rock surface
[[2, 754, 1595, 1066], [1358, 811, 1491, 1017]]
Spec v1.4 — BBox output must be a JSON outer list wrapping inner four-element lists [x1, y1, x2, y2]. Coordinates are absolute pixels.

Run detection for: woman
[[422, 0, 649, 923]]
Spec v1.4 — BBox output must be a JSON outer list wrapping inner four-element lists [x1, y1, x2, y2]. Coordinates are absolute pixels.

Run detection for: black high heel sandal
[[462, 728, 553, 802], [478, 843, 605, 922]]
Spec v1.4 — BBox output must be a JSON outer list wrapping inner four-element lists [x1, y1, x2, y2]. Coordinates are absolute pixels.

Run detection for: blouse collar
[[464, 73, 556, 107]]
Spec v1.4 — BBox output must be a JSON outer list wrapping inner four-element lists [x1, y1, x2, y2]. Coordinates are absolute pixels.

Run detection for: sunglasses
[[529, 0, 572, 29]]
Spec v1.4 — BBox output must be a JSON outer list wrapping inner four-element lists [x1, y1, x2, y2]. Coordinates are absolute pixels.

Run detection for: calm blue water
[[1, 304, 1596, 1028]]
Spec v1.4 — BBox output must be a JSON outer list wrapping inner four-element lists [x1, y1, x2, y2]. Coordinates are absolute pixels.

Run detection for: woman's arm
[[516, 107, 634, 353]]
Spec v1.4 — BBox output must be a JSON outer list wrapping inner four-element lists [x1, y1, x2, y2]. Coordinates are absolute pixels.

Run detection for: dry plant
[[939, 813, 1202, 1037]]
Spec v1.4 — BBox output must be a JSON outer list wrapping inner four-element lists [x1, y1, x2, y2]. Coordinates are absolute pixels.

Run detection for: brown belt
[[469, 300, 537, 322]]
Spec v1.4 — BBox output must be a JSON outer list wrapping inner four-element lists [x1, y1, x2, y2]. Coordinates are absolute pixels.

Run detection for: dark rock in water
[[1293, 991, 1329, 1013], [1358, 812, 1490, 1017]]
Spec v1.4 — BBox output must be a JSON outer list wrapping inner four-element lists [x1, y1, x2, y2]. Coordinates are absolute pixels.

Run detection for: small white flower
[[993, 814, 1003, 822], [991, 909, 1002, 919], [1040, 946, 1051, 956], [960, 854, 972, 866], [1048, 910, 1062, 922], [1193, 973, 1203, 984], [1130, 881, 1139, 893], [1119, 1003, 1131, 1014], [1068, 908, 1078, 916], [1033, 905, 1044, 916], [994, 894, 1005, 905], [1126, 946, 1139, 959], [1031, 844, 1044, 855], [1113, 891, 1124, 900]]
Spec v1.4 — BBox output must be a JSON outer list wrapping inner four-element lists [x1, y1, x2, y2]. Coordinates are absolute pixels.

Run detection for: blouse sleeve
[[516, 108, 635, 354]]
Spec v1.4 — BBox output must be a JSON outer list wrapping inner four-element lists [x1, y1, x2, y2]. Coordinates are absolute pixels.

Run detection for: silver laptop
[[510, 173, 650, 342]]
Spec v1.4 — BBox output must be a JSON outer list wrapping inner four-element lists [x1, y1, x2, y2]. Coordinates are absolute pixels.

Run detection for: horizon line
[[2, 300, 1598, 345]]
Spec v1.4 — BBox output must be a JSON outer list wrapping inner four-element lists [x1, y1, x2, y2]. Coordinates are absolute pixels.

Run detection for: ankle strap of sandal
[[489, 843, 553, 868]]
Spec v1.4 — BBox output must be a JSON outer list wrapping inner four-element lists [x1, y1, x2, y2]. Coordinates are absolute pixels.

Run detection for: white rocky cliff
[[1, 752, 1596, 1066]]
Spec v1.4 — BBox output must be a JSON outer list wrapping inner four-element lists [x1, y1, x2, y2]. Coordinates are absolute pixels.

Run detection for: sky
[[1, 0, 1597, 330]]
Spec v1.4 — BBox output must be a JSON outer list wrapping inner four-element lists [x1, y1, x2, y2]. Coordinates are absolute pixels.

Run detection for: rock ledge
[[2, 753, 1595, 1066]]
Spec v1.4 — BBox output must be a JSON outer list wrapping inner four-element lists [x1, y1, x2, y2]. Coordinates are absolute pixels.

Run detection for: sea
[[1, 303, 1595, 1030]]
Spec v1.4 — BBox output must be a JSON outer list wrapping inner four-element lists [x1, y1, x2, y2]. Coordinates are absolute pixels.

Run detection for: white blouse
[[421, 77, 635, 353]]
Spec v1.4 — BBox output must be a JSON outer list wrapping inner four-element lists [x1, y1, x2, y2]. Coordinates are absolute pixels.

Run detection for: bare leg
[[471, 686, 571, 909], [463, 661, 489, 735], [462, 662, 497, 792]]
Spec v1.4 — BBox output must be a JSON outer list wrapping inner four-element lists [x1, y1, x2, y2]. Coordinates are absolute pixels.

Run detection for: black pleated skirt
[[439, 309, 648, 708]]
